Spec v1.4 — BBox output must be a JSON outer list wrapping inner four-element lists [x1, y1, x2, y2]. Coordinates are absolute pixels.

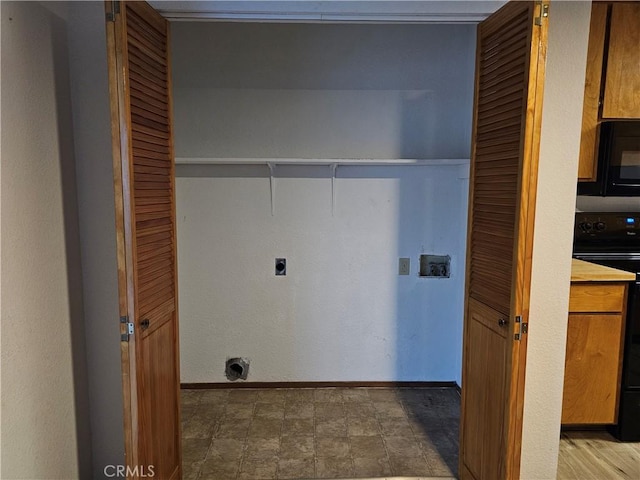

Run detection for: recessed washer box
[[419, 254, 451, 278]]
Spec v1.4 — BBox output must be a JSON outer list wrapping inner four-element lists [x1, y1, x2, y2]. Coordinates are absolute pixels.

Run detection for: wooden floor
[[558, 431, 640, 480]]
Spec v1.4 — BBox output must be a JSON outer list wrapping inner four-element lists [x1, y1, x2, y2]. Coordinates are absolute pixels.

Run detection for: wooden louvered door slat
[[106, 1, 181, 479], [459, 2, 548, 479]]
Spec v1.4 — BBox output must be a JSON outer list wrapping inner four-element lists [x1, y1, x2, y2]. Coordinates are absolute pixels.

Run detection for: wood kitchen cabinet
[[578, 4, 607, 181], [562, 260, 633, 425], [578, 3, 640, 181], [602, 4, 640, 119]]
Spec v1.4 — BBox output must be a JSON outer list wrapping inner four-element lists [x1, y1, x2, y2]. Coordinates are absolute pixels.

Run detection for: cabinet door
[[578, 3, 608, 181], [561, 313, 625, 424], [602, 4, 640, 119]]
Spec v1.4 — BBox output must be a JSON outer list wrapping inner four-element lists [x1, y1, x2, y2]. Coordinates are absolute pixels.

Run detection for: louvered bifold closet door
[[460, 2, 548, 480], [127, 4, 176, 335], [106, 1, 181, 479], [469, 5, 532, 316]]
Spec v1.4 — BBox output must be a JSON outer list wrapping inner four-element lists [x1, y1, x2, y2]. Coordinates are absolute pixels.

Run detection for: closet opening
[[171, 21, 475, 479]]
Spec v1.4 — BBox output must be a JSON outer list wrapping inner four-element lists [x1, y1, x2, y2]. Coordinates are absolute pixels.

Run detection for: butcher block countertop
[[571, 258, 635, 282]]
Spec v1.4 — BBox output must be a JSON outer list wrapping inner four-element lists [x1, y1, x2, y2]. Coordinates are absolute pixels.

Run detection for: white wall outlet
[[399, 257, 410, 275]]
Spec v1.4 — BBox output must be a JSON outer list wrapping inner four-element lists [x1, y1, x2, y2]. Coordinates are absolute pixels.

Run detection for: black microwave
[[578, 121, 640, 196]]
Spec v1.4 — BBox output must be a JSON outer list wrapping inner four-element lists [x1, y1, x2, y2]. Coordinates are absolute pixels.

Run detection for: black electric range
[[574, 212, 640, 441]]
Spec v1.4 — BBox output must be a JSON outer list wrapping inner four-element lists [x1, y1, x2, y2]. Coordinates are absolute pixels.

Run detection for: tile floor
[[181, 387, 460, 480]]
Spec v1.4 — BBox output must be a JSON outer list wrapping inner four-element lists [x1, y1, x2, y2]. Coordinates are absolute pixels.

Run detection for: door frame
[[109, 1, 568, 478], [105, 1, 139, 464]]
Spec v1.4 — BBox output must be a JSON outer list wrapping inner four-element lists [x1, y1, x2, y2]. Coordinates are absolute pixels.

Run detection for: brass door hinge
[[535, 1, 550, 26]]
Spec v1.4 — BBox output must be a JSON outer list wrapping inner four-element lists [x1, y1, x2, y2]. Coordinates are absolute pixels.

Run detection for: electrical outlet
[[275, 258, 286, 276], [399, 258, 410, 275]]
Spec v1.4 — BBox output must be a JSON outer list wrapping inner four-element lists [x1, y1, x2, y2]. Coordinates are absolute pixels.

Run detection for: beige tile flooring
[[558, 430, 640, 480], [181, 387, 460, 480]]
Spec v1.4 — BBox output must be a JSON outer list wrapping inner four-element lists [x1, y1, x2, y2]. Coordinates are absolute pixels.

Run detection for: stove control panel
[[575, 213, 640, 238]]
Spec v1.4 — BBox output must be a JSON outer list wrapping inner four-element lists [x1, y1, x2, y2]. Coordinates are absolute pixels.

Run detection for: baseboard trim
[[181, 381, 459, 390], [561, 425, 608, 431]]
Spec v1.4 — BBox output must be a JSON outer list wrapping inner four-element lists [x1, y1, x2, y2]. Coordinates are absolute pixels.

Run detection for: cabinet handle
[[140, 318, 150, 330], [498, 318, 508, 327]]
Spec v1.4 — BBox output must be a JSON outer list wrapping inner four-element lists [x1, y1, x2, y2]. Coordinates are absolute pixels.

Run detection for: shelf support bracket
[[330, 163, 338, 216], [267, 162, 276, 216]]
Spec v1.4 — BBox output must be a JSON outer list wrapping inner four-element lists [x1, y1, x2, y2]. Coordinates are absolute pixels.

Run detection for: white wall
[[1, 2, 91, 477], [172, 23, 475, 160], [173, 22, 475, 383], [1, 2, 124, 478], [66, 2, 125, 477], [177, 165, 468, 383], [520, 2, 591, 479]]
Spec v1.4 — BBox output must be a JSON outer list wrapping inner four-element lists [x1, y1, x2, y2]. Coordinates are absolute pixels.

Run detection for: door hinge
[[120, 315, 134, 342], [514, 315, 528, 341], [535, 1, 549, 26], [106, 1, 120, 22]]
